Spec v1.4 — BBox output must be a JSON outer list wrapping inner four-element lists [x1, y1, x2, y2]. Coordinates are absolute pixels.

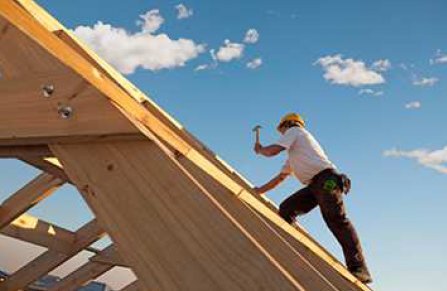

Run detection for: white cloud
[[176, 4, 193, 19], [215, 40, 245, 62], [195, 50, 220, 72], [73, 20, 205, 74], [358, 88, 383, 96], [194, 64, 209, 71], [358, 88, 374, 95], [244, 29, 259, 44], [372, 59, 391, 72], [413, 77, 439, 87], [246, 58, 263, 69], [137, 9, 164, 33], [430, 49, 447, 65], [384, 146, 447, 174], [314, 54, 386, 87], [194, 63, 218, 72], [210, 49, 217, 62], [405, 101, 421, 109]]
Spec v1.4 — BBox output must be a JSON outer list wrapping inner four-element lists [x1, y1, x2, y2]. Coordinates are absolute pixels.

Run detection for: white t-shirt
[[276, 127, 336, 185]]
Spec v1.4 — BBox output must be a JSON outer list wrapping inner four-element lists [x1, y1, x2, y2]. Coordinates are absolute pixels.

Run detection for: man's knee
[[279, 187, 316, 223]]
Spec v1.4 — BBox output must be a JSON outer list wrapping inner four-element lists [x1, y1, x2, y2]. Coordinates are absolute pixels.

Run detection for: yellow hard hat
[[277, 113, 305, 130]]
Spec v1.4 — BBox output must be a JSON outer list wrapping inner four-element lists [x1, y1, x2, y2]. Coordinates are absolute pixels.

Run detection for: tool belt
[[311, 168, 351, 195], [339, 173, 351, 194]]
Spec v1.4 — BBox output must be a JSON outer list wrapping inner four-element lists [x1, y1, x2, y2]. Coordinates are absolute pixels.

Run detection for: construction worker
[[253, 113, 372, 284]]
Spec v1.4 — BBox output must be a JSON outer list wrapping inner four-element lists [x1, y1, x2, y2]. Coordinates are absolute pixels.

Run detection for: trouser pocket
[[323, 178, 338, 192]]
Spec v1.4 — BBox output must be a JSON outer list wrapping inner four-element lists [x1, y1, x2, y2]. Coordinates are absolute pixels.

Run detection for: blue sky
[[1, 0, 446, 290]]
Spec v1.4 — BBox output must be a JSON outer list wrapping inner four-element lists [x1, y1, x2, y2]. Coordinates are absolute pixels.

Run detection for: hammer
[[252, 125, 262, 144]]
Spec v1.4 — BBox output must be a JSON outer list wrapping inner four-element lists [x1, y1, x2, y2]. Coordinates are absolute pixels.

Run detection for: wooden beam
[[0, 219, 104, 291], [0, 72, 138, 143], [0, 145, 52, 158], [15, 0, 63, 32], [1, 213, 99, 255], [18, 135, 146, 182], [0, 133, 146, 147], [51, 140, 303, 290], [0, 13, 66, 79], [1, 213, 74, 253], [89, 245, 126, 267], [19, 156, 70, 182], [0, 173, 63, 229], [47, 245, 117, 291]]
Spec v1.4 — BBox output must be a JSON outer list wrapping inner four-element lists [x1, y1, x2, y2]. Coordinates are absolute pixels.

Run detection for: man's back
[[277, 127, 335, 185]]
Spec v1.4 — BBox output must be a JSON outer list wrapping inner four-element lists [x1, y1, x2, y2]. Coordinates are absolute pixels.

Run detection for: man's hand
[[253, 172, 289, 196], [254, 142, 262, 154], [253, 186, 265, 195]]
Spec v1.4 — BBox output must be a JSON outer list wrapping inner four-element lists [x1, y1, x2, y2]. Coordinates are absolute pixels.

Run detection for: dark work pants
[[279, 169, 367, 271]]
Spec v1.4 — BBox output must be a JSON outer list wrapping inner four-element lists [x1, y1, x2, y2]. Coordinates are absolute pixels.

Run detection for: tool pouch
[[338, 173, 351, 195]]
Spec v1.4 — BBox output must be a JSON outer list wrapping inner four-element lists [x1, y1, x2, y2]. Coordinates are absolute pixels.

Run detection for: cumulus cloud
[[314, 54, 386, 87], [412, 77, 439, 87], [137, 9, 164, 33], [405, 101, 421, 109], [430, 49, 447, 65], [246, 58, 263, 69], [73, 17, 205, 74], [176, 4, 193, 19], [358, 88, 383, 96], [384, 146, 447, 174], [214, 40, 245, 62], [244, 29, 259, 44], [372, 59, 391, 72]]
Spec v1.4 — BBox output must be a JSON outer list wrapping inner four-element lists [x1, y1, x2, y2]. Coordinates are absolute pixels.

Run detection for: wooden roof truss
[[0, 1, 371, 290]]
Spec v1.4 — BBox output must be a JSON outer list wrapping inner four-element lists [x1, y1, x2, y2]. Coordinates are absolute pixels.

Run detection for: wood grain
[[0, 173, 63, 229], [0, 72, 138, 140], [51, 140, 302, 291]]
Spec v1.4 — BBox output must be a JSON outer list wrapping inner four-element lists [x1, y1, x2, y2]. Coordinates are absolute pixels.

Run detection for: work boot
[[350, 266, 373, 284]]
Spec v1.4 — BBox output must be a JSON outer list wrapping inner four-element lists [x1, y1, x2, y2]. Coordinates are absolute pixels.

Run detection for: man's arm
[[254, 143, 285, 157], [254, 172, 289, 195]]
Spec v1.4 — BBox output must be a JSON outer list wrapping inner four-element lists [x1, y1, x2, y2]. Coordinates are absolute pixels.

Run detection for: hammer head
[[252, 125, 262, 132]]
